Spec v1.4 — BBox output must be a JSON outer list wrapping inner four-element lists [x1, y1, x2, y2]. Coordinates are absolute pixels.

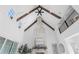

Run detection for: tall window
[[0, 39, 18, 54], [1, 40, 13, 54], [59, 9, 79, 33], [0, 37, 5, 50], [66, 10, 78, 27], [10, 42, 18, 54]]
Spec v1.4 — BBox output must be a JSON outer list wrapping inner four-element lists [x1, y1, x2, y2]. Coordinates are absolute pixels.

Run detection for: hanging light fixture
[[8, 8, 15, 20]]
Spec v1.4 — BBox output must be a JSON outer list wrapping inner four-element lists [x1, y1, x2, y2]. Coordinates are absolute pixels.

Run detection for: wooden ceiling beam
[[39, 5, 61, 19], [24, 19, 55, 32], [17, 6, 39, 21], [24, 20, 37, 32], [17, 5, 61, 21], [42, 20, 55, 31]]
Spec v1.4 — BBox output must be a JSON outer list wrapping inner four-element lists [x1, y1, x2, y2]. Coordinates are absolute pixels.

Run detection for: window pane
[[66, 11, 78, 26], [74, 15, 79, 22], [66, 19, 73, 26], [1, 40, 13, 54], [73, 11, 79, 22], [72, 11, 78, 22], [10, 42, 18, 54], [0, 37, 5, 50], [59, 22, 67, 33]]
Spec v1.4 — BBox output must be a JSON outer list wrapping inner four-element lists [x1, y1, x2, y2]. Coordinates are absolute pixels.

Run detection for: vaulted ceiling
[[10, 5, 69, 20], [15, 5, 69, 31], [2, 5, 69, 31]]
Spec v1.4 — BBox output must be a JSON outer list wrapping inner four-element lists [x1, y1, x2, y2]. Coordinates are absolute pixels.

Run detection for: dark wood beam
[[24, 20, 37, 32], [17, 6, 39, 21], [17, 5, 61, 21], [42, 20, 55, 31], [39, 5, 61, 19], [24, 19, 55, 32]]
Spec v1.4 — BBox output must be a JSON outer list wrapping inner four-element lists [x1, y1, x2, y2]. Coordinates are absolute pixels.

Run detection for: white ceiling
[[13, 5, 69, 19], [6, 5, 69, 20], [42, 5, 69, 17], [11, 5, 37, 18], [15, 5, 69, 30], [0, 5, 70, 30]]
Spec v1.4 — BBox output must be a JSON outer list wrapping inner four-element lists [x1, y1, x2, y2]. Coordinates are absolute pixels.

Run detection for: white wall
[[43, 23, 57, 53], [23, 23, 36, 48], [64, 33, 79, 54], [0, 6, 24, 43], [23, 18, 57, 53]]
